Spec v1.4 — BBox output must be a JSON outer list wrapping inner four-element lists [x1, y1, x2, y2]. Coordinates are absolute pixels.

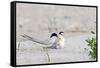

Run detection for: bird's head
[[59, 32, 64, 35], [58, 32, 64, 41]]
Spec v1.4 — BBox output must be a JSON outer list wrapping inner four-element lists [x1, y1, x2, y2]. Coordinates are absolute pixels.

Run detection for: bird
[[21, 32, 65, 49]]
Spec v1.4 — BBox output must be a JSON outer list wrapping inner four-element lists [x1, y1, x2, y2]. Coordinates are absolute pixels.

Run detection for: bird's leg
[[43, 47, 50, 62]]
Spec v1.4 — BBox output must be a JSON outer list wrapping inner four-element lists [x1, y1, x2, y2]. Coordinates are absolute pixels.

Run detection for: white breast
[[57, 35, 65, 48]]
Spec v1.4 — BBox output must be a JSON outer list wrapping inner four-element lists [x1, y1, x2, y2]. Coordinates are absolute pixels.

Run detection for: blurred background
[[16, 3, 96, 42]]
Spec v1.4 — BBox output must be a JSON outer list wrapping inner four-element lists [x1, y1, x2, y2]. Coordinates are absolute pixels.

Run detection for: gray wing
[[21, 34, 50, 45]]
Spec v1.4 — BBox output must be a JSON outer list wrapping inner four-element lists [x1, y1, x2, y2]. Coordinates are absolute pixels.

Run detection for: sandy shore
[[16, 34, 95, 65]]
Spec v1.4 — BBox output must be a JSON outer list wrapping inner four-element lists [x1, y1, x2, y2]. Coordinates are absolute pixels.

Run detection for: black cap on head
[[59, 32, 64, 35], [50, 33, 58, 38]]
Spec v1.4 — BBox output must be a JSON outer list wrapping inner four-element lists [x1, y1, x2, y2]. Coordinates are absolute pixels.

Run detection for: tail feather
[[21, 34, 50, 46]]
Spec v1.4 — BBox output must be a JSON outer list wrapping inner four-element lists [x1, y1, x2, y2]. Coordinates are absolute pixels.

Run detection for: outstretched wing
[[21, 34, 50, 45]]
